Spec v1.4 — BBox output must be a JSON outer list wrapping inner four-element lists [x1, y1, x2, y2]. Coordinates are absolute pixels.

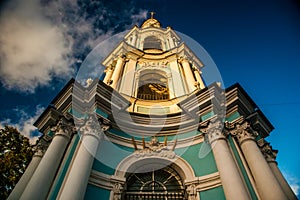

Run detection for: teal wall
[[92, 138, 134, 175], [84, 184, 110, 200], [200, 186, 226, 200], [175, 142, 218, 176], [91, 129, 221, 199]]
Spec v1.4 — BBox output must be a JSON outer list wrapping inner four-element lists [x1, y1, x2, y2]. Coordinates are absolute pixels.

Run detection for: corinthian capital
[[258, 139, 278, 163], [51, 117, 76, 139], [80, 116, 110, 141], [228, 121, 258, 144], [200, 118, 225, 144], [32, 137, 50, 157]]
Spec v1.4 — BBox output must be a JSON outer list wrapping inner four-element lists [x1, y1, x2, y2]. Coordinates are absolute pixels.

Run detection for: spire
[[141, 11, 161, 28], [150, 11, 155, 19]]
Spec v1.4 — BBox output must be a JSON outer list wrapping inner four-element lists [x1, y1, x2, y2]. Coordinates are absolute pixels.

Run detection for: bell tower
[[102, 15, 206, 115], [9, 14, 297, 200]]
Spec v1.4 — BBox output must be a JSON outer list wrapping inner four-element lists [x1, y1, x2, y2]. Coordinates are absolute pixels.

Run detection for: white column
[[58, 117, 109, 200], [261, 144, 298, 200], [131, 33, 137, 46], [20, 118, 74, 200], [193, 68, 205, 89], [110, 56, 126, 89], [180, 58, 196, 93], [8, 150, 43, 200], [232, 122, 288, 200], [119, 58, 136, 96], [103, 66, 114, 85], [169, 37, 175, 49], [268, 162, 298, 200], [204, 120, 250, 200]]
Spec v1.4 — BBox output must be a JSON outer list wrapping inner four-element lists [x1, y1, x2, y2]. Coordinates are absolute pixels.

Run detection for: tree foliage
[[0, 126, 33, 199]]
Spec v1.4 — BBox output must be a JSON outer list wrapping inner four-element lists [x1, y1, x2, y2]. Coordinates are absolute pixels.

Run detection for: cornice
[[225, 83, 274, 137], [33, 107, 64, 134]]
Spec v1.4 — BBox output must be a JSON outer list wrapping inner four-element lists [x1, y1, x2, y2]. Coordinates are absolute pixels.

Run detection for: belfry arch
[[136, 69, 170, 100], [143, 35, 163, 50]]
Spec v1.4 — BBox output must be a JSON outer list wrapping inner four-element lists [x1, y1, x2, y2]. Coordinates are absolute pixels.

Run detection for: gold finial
[[150, 11, 155, 19], [141, 11, 161, 28]]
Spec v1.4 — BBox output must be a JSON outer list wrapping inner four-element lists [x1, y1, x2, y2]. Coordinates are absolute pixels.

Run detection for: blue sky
[[0, 0, 299, 197]]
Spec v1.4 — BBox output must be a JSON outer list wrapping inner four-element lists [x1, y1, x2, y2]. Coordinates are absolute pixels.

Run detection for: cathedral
[[8, 15, 297, 200]]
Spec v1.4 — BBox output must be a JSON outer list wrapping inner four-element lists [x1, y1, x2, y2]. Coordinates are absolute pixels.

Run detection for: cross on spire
[[150, 11, 155, 19]]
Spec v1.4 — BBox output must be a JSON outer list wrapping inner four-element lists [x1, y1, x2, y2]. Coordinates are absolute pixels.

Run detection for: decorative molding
[[185, 172, 222, 192], [133, 136, 176, 159], [186, 184, 197, 200], [89, 170, 114, 190], [112, 183, 123, 200]]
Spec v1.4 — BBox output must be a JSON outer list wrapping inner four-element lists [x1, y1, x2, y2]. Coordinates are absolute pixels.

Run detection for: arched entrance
[[111, 155, 197, 200], [124, 166, 187, 199]]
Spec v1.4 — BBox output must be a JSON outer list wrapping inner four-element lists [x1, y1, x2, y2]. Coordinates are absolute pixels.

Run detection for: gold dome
[[141, 12, 161, 28]]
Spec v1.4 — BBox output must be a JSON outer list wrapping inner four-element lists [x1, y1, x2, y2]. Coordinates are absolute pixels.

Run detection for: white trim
[[114, 154, 195, 181]]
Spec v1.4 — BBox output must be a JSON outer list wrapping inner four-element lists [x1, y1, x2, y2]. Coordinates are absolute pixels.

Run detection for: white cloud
[[0, 105, 45, 144], [0, 0, 74, 93], [282, 170, 300, 197], [0, 0, 147, 93], [131, 10, 148, 22], [291, 184, 300, 197]]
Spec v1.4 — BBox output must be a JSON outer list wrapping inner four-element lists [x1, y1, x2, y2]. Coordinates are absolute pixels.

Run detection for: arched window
[[137, 70, 169, 100], [123, 166, 187, 199], [143, 36, 162, 50]]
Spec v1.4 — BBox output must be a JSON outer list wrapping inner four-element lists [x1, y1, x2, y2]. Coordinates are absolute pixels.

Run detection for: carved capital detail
[[186, 184, 197, 200], [104, 65, 114, 72], [200, 118, 225, 144], [226, 121, 257, 145], [32, 137, 50, 157], [258, 139, 278, 163], [178, 56, 190, 65], [80, 116, 110, 141], [51, 117, 75, 139], [112, 183, 124, 200]]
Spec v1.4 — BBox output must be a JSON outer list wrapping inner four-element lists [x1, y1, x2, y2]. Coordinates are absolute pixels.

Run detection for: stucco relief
[[133, 136, 177, 159]]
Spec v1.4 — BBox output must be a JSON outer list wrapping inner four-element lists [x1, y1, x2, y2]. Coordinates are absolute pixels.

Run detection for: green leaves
[[0, 126, 34, 199]]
